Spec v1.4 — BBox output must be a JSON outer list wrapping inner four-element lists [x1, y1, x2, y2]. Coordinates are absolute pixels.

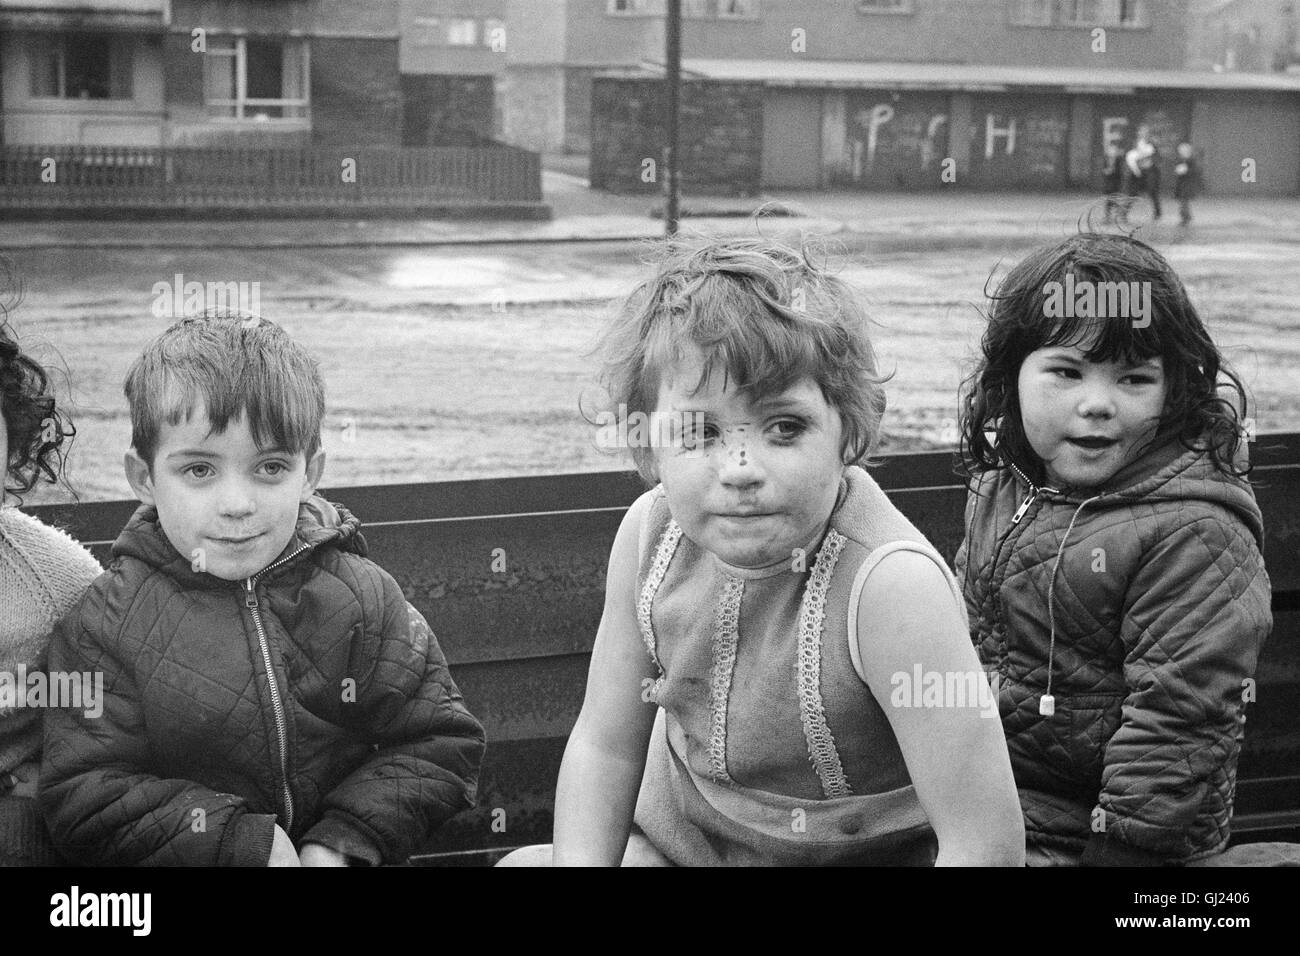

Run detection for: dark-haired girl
[[955, 233, 1272, 866], [1, 316, 101, 866]]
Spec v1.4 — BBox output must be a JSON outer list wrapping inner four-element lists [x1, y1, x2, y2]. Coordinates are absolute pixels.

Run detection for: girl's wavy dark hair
[[1, 305, 75, 502], [958, 232, 1248, 485]]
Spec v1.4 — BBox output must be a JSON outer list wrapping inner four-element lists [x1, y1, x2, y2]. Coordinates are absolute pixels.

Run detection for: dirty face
[[653, 346, 846, 569]]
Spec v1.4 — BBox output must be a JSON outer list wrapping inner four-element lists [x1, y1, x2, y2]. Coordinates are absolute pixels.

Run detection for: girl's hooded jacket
[[39, 497, 485, 866], [955, 437, 1271, 865]]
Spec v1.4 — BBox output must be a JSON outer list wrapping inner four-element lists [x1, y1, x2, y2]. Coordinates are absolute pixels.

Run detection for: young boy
[[39, 315, 485, 866], [1174, 141, 1198, 226]]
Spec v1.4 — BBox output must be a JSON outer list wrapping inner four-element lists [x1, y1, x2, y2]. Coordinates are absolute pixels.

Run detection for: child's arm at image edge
[[856, 550, 1026, 866], [1084, 516, 1271, 866], [39, 600, 279, 866], [552, 493, 660, 866]]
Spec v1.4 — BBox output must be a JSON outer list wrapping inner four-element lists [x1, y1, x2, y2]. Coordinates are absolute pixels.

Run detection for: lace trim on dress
[[796, 528, 853, 799], [636, 520, 683, 703], [707, 575, 745, 783]]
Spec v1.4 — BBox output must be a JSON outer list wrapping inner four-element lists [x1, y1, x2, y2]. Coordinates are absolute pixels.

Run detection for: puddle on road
[[387, 253, 569, 288]]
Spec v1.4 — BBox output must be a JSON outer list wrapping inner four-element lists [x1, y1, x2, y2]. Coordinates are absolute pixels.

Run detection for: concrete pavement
[[2, 165, 1298, 249]]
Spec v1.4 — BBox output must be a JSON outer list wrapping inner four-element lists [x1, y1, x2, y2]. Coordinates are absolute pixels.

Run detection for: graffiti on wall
[[842, 92, 1071, 188]]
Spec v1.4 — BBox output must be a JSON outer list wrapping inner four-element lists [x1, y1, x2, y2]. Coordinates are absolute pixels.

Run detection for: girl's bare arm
[[856, 550, 1025, 866], [552, 494, 660, 865]]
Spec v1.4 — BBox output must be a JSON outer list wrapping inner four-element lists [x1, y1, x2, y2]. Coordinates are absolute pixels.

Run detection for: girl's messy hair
[[1, 307, 75, 502], [590, 235, 888, 484], [958, 232, 1248, 483]]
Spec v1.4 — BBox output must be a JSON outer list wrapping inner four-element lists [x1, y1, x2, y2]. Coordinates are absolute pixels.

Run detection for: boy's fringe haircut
[[958, 232, 1249, 485], [590, 235, 888, 484], [124, 314, 325, 467]]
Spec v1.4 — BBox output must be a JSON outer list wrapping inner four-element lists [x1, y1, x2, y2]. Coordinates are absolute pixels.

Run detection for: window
[[446, 17, 478, 46], [412, 16, 504, 47], [1011, 0, 1147, 28], [29, 33, 133, 100], [856, 0, 913, 13], [205, 36, 309, 121], [1058, 0, 1147, 27], [1010, 0, 1053, 26]]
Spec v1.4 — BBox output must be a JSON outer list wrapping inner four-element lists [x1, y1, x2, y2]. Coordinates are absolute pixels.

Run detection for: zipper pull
[[1011, 490, 1038, 525], [244, 578, 258, 610]]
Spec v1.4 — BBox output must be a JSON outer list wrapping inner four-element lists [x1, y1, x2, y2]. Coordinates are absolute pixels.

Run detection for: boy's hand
[[299, 842, 350, 867], [268, 825, 301, 867]]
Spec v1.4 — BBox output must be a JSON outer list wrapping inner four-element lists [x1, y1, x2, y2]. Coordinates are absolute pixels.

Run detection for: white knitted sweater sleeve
[[0, 507, 104, 676]]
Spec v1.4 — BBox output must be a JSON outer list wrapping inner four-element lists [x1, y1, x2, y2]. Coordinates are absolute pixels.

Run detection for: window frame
[[203, 35, 310, 123], [27, 31, 134, 101]]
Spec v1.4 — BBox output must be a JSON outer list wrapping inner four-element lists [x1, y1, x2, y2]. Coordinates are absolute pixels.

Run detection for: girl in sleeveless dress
[[500, 236, 1024, 866]]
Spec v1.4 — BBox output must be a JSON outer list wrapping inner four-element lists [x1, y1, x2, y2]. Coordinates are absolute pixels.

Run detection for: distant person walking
[[1122, 125, 1162, 223], [1174, 141, 1199, 226], [1101, 143, 1125, 225]]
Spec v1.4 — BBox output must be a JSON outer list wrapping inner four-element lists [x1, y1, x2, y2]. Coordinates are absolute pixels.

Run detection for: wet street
[[6, 226, 1299, 503]]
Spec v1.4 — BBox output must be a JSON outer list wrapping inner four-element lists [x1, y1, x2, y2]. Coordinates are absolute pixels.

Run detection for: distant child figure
[[1174, 141, 1199, 226], [956, 233, 1272, 865], [40, 315, 485, 866], [1122, 126, 1162, 223], [1100, 143, 1125, 225], [500, 237, 1025, 866], [0, 314, 102, 866]]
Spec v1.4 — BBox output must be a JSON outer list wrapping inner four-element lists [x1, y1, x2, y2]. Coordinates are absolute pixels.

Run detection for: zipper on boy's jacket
[[242, 545, 310, 835]]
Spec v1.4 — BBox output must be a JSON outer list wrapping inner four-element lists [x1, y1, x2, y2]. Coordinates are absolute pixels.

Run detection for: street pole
[[665, 0, 681, 237]]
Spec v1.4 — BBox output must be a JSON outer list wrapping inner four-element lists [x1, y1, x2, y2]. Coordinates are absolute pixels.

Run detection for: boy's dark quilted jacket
[[955, 438, 1271, 865], [39, 497, 485, 866]]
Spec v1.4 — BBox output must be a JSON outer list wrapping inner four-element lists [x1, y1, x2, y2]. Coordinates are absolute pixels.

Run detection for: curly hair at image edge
[[1, 318, 74, 499], [956, 232, 1250, 485], [587, 235, 890, 484]]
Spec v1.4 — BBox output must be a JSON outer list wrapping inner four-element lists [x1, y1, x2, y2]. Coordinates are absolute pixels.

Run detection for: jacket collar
[[1006, 435, 1264, 549], [111, 494, 365, 589]]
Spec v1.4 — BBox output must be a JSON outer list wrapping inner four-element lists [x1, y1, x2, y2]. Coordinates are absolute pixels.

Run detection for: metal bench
[[33, 434, 1300, 865]]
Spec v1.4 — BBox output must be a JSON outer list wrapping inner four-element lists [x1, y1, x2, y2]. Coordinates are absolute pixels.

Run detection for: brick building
[[0, 0, 405, 147], [567, 0, 1300, 195]]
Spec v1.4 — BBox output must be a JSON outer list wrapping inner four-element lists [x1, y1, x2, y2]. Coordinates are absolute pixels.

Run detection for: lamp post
[[665, 0, 681, 236]]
